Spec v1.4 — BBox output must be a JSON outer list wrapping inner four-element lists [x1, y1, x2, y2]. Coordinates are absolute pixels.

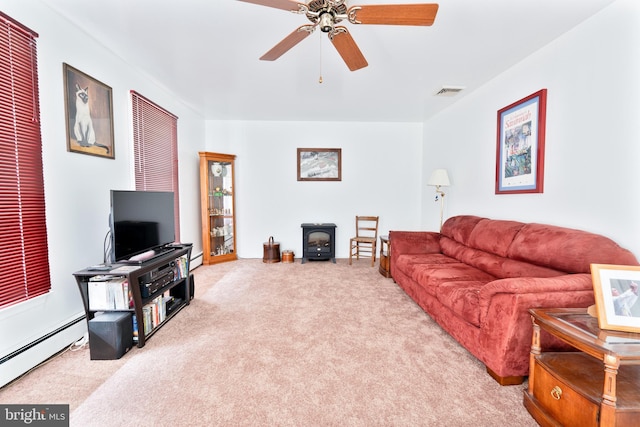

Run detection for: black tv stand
[[74, 244, 192, 349]]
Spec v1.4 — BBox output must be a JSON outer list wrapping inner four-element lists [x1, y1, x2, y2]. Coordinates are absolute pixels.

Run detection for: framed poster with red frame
[[495, 89, 547, 194]]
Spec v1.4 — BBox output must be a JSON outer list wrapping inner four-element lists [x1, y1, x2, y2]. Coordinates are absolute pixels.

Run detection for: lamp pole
[[427, 169, 450, 232], [435, 185, 445, 232]]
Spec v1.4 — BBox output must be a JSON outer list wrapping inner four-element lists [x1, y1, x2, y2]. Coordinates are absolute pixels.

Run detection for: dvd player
[[140, 272, 174, 298], [139, 261, 175, 284], [139, 266, 175, 298]]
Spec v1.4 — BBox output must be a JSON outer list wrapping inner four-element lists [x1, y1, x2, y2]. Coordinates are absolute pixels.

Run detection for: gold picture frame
[[63, 63, 115, 159], [590, 263, 640, 333]]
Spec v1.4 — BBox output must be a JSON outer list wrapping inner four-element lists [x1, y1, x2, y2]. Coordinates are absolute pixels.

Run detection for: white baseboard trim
[[0, 318, 86, 388]]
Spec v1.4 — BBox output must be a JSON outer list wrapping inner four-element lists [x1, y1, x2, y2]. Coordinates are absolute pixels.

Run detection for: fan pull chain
[[319, 32, 323, 84]]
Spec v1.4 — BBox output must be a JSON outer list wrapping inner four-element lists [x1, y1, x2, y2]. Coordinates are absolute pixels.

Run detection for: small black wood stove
[[301, 223, 336, 263]]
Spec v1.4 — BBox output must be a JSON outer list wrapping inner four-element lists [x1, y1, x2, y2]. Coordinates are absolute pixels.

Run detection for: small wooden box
[[282, 250, 294, 263]]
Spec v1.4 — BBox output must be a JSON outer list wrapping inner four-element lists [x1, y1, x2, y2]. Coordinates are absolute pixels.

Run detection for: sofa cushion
[[467, 219, 524, 258], [441, 237, 564, 279], [394, 253, 458, 281], [440, 215, 485, 246], [507, 223, 639, 273], [436, 281, 486, 327], [411, 262, 495, 297]]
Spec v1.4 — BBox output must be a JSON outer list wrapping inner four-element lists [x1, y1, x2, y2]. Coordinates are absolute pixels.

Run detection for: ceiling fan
[[238, 0, 439, 71]]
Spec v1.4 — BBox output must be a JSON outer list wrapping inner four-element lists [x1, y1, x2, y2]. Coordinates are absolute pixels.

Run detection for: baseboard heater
[[0, 315, 86, 365], [191, 251, 203, 263], [1, 252, 201, 366]]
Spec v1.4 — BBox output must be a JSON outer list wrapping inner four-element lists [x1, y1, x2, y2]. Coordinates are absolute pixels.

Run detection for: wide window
[[130, 91, 181, 241], [0, 12, 51, 308]]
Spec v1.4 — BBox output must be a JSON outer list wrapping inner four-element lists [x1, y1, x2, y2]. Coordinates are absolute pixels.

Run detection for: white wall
[[0, 1, 206, 387], [422, 0, 640, 259], [206, 120, 424, 258]]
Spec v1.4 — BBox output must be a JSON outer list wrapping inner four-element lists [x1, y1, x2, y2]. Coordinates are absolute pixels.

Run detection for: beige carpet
[[1, 259, 536, 426]]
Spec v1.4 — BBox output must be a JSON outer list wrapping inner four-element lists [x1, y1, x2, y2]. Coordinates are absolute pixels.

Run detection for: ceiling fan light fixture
[[240, 0, 440, 72], [319, 11, 334, 32]]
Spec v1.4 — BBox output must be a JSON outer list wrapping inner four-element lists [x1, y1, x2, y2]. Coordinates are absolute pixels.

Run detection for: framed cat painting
[[63, 63, 115, 159]]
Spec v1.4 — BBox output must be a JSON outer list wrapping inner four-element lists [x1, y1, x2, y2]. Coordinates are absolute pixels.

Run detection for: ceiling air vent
[[435, 86, 465, 97]]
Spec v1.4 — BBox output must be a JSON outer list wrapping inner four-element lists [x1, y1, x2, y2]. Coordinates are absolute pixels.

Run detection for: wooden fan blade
[[237, 0, 306, 12], [330, 27, 368, 71], [260, 25, 315, 61], [348, 4, 439, 26]]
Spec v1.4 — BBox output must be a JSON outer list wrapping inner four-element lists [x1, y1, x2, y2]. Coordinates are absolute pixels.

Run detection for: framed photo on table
[[63, 63, 115, 159], [495, 89, 547, 194], [297, 148, 342, 181], [591, 263, 640, 333]]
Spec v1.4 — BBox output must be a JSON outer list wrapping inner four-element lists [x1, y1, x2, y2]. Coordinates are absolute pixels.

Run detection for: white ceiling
[[40, 0, 615, 122]]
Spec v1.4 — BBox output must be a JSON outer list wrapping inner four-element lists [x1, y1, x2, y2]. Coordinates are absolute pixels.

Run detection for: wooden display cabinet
[[199, 152, 237, 264], [524, 308, 640, 427]]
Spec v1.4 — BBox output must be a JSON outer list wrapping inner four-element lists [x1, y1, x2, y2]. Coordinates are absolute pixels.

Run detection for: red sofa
[[390, 215, 638, 385]]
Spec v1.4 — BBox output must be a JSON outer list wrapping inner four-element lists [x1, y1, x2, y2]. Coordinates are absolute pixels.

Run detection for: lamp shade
[[427, 169, 450, 187]]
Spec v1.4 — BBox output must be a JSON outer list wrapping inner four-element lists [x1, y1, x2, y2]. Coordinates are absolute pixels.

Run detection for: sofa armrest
[[480, 274, 593, 299], [477, 274, 595, 378], [389, 231, 441, 262], [479, 274, 594, 316], [389, 231, 441, 255]]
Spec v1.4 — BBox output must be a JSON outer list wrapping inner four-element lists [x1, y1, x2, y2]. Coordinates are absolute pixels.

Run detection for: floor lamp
[[427, 169, 450, 231]]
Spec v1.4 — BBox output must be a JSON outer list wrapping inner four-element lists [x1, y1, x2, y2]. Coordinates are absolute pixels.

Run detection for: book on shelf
[[132, 315, 138, 342], [175, 255, 188, 280], [141, 291, 174, 333], [88, 277, 131, 311]]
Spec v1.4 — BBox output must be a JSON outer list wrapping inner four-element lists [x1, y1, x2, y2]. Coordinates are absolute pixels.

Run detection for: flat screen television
[[109, 190, 176, 263]]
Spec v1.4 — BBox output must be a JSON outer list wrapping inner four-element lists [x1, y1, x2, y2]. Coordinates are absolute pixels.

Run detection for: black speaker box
[[88, 312, 133, 360], [189, 273, 195, 300]]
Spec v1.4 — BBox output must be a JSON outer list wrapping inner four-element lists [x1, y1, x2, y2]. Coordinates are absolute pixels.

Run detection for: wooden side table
[[524, 308, 640, 427], [378, 235, 391, 278]]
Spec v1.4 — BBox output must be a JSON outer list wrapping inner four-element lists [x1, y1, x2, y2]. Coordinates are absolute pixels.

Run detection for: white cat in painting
[[73, 83, 109, 153]]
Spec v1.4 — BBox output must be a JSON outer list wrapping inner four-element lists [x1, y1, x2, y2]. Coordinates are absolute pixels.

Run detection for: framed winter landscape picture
[[297, 148, 342, 182], [63, 63, 115, 159], [495, 89, 547, 194]]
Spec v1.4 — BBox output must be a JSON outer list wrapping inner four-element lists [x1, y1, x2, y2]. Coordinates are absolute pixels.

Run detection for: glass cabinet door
[[199, 152, 237, 264]]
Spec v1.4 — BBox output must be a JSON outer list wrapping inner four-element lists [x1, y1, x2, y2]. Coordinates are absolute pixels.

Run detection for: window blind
[[0, 12, 51, 308], [130, 90, 181, 241]]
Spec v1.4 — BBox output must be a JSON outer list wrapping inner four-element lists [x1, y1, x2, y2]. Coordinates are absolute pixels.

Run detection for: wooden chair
[[349, 216, 379, 266]]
